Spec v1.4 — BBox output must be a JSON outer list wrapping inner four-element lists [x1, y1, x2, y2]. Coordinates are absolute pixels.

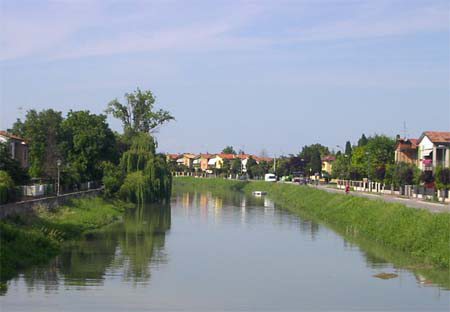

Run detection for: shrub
[[435, 166, 450, 191], [0, 171, 15, 204]]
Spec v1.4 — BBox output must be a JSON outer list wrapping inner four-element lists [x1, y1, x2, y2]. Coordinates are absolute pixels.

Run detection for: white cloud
[[0, 0, 448, 62]]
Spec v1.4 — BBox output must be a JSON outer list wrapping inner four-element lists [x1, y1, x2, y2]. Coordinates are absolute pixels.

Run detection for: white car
[[264, 173, 277, 182]]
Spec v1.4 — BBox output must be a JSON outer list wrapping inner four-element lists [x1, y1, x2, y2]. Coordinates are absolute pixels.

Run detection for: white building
[[417, 131, 450, 171]]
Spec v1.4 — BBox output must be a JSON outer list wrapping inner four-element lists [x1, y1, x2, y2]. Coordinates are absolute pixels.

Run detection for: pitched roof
[[217, 153, 236, 160], [424, 131, 450, 143], [200, 153, 214, 159], [236, 154, 250, 159], [419, 131, 450, 144], [321, 155, 336, 162], [167, 153, 180, 160], [254, 156, 273, 162], [395, 138, 418, 150], [0, 131, 27, 143]]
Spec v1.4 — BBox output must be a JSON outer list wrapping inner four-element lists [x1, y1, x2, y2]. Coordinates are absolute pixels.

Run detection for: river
[[1, 190, 448, 311]]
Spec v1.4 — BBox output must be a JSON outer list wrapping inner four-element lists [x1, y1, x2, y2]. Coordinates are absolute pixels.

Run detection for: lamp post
[[57, 159, 62, 196]]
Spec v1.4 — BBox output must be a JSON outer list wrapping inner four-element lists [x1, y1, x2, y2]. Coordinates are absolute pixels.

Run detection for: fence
[[13, 181, 101, 202], [336, 179, 449, 203], [0, 187, 103, 219]]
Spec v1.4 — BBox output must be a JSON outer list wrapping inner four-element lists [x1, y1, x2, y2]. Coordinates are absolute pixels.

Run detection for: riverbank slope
[[173, 177, 450, 269], [0, 197, 129, 291]]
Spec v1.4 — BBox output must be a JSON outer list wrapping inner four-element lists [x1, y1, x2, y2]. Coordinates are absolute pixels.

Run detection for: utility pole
[[57, 159, 61, 196]]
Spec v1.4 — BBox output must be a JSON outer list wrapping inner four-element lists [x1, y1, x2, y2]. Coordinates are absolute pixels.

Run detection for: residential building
[[214, 154, 236, 169], [394, 138, 418, 165], [0, 131, 29, 168], [321, 155, 336, 174], [199, 154, 214, 171], [417, 131, 450, 171], [180, 153, 197, 168], [236, 154, 250, 172]]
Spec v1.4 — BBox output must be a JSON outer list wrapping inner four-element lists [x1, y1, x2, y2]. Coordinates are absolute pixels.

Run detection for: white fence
[[336, 180, 449, 203]]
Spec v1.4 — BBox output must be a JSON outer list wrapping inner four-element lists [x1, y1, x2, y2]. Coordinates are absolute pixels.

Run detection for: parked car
[[264, 173, 277, 182]]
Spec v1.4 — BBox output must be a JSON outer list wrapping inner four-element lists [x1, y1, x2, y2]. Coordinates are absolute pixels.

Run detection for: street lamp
[[57, 159, 62, 196]]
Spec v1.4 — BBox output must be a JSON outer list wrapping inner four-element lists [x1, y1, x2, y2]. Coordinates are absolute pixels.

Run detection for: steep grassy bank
[[173, 177, 450, 269], [0, 197, 129, 290]]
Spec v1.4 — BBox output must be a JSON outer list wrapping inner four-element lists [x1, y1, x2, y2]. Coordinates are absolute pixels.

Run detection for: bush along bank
[[0, 197, 129, 292], [173, 177, 450, 269]]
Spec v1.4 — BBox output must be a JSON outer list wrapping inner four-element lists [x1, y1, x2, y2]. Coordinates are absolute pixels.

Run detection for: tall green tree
[[345, 141, 352, 156], [310, 150, 322, 175], [119, 133, 172, 204], [61, 111, 117, 183], [365, 135, 396, 181], [331, 154, 350, 179], [106, 88, 174, 138], [221, 146, 236, 154], [245, 157, 257, 178], [299, 144, 329, 175], [358, 134, 368, 146], [230, 158, 241, 174], [10, 109, 63, 179]]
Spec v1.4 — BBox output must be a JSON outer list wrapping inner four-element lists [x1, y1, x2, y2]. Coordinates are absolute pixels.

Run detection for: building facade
[[0, 131, 29, 168]]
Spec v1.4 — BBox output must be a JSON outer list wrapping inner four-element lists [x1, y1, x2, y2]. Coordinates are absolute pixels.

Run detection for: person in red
[[345, 185, 350, 194]]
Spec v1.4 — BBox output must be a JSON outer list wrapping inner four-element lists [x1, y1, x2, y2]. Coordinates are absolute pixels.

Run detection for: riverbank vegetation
[[173, 177, 450, 269], [3, 88, 173, 204], [0, 197, 128, 291]]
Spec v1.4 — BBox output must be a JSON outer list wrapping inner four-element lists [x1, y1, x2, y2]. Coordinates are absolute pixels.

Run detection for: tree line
[[0, 88, 174, 204]]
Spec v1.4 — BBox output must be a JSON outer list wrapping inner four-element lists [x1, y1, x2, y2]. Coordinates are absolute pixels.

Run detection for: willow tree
[[119, 133, 172, 205]]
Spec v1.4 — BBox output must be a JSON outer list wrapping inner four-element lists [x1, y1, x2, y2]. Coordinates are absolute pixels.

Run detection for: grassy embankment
[[173, 177, 450, 269], [0, 197, 129, 290]]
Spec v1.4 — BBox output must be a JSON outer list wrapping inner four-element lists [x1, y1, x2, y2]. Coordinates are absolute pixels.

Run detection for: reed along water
[[1, 190, 448, 311]]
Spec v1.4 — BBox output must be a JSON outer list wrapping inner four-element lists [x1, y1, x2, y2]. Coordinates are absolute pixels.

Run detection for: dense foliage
[[60, 110, 117, 184], [103, 132, 172, 204], [10, 109, 63, 179], [0, 171, 15, 204], [6, 88, 173, 204], [106, 88, 174, 138]]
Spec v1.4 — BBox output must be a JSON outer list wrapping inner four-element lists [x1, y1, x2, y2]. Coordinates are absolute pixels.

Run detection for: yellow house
[[321, 155, 336, 174], [211, 154, 236, 169], [181, 153, 197, 168]]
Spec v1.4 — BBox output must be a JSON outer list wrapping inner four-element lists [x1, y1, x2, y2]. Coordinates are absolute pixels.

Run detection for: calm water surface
[[1, 191, 449, 311]]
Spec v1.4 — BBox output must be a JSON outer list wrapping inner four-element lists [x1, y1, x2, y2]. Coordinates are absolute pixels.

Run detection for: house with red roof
[[417, 131, 450, 171], [0, 131, 29, 168], [199, 154, 214, 171], [321, 155, 336, 174], [394, 138, 418, 165]]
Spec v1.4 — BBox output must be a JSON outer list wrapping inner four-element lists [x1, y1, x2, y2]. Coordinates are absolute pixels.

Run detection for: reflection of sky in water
[[1, 191, 448, 312]]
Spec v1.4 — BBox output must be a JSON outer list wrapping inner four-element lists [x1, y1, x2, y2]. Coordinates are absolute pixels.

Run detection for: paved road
[[308, 184, 449, 213]]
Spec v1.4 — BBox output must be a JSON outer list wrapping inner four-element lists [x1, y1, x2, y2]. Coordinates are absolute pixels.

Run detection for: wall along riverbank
[[173, 177, 450, 272]]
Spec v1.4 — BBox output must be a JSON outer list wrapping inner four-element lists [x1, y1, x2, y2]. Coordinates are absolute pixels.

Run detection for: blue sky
[[1, 0, 448, 155]]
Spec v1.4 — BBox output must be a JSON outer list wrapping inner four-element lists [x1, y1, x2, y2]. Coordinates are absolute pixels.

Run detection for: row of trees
[[2, 88, 174, 204]]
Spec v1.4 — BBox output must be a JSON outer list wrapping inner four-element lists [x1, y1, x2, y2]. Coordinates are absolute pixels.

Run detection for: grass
[[0, 197, 129, 291], [173, 177, 450, 269]]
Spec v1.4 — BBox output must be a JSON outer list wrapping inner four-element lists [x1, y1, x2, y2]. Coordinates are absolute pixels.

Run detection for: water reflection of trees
[[21, 203, 171, 291]]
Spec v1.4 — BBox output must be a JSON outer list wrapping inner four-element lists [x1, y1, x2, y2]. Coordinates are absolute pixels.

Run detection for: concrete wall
[[0, 188, 103, 220]]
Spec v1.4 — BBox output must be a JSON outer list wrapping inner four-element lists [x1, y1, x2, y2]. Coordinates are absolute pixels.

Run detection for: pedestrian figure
[[345, 185, 350, 194]]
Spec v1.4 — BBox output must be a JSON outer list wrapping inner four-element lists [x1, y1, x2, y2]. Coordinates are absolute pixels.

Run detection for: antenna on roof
[[403, 121, 408, 139]]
